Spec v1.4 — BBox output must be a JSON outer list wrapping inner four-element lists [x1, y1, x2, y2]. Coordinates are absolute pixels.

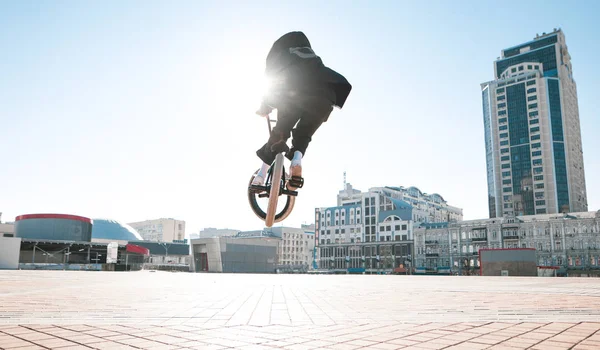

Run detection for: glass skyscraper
[[481, 29, 588, 218]]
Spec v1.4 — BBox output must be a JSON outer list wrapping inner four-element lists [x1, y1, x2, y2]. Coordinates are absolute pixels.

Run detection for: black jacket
[[260, 31, 352, 113]]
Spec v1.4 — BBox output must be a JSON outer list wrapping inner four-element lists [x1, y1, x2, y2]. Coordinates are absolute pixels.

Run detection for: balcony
[[472, 237, 488, 242], [425, 240, 439, 245], [503, 235, 519, 240], [426, 253, 439, 257]]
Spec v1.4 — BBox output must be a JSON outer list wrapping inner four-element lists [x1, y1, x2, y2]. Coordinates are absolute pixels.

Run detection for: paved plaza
[[1, 271, 600, 349]]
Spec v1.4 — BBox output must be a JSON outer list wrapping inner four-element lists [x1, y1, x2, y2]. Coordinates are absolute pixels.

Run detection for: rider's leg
[[254, 109, 300, 186], [286, 100, 333, 190]]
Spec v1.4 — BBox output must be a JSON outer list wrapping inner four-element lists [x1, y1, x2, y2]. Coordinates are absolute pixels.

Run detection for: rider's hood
[[267, 31, 312, 60]]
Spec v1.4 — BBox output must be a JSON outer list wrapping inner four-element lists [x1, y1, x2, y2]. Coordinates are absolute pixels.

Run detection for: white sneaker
[[251, 174, 265, 186]]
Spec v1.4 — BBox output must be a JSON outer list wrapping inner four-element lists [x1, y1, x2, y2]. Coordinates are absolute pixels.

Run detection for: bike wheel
[[265, 154, 284, 227], [247, 171, 295, 225]]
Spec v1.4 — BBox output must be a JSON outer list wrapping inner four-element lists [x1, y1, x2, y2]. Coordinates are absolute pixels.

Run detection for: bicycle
[[247, 116, 304, 227]]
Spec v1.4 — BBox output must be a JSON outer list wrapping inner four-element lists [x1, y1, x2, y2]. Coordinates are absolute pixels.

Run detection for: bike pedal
[[288, 176, 304, 189], [249, 185, 267, 194]]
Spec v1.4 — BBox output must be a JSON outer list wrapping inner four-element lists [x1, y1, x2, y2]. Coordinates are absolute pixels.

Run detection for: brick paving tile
[[85, 342, 137, 350], [235, 345, 279, 350], [495, 340, 534, 349], [419, 338, 463, 347], [362, 342, 402, 350], [386, 338, 420, 346], [403, 342, 447, 350], [14, 332, 57, 342], [185, 345, 228, 350], [3, 346, 46, 350], [30, 338, 80, 348], [321, 343, 362, 350], [530, 340, 575, 349], [443, 342, 492, 349], [0, 339, 35, 348], [573, 346, 600, 350], [549, 333, 588, 343]]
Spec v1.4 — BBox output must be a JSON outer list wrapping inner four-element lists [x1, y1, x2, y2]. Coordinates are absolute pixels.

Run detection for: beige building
[[414, 210, 600, 276], [265, 226, 315, 271], [127, 218, 185, 242]]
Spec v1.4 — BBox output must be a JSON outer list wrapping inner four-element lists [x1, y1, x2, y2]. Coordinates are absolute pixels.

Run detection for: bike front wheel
[[247, 157, 295, 227]]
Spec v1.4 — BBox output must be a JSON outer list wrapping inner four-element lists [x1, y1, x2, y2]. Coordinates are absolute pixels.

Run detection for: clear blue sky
[[1, 0, 598, 235]]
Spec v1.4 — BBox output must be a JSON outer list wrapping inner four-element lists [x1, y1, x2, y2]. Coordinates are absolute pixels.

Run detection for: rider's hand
[[255, 110, 269, 118], [256, 101, 273, 118]]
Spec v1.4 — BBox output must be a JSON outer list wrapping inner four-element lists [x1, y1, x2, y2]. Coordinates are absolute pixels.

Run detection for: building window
[[532, 151, 542, 157], [499, 117, 507, 123], [530, 127, 540, 133], [499, 125, 508, 131], [500, 133, 509, 139], [530, 119, 539, 125], [498, 102, 506, 109], [528, 103, 538, 109], [527, 88, 537, 94], [534, 175, 544, 181], [500, 140, 509, 146], [402, 224, 407, 230], [498, 110, 507, 116], [529, 111, 538, 117], [527, 80, 536, 86], [531, 135, 541, 141], [497, 95, 506, 101]]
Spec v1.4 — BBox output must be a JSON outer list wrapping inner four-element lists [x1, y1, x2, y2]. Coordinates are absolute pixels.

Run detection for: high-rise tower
[[481, 29, 587, 217]]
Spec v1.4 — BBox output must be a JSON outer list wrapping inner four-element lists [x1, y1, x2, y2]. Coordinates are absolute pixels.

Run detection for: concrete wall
[[0, 237, 22, 269], [191, 237, 223, 272], [191, 237, 279, 273], [480, 249, 537, 276]]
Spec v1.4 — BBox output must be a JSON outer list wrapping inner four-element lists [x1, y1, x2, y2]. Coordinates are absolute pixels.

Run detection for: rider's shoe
[[287, 163, 302, 190], [251, 174, 265, 186]]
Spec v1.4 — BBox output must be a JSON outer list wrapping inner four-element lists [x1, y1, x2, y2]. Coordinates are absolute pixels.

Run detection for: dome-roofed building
[[91, 218, 143, 243]]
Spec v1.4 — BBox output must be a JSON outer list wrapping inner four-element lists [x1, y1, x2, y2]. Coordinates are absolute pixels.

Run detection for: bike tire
[[247, 173, 296, 224], [265, 154, 284, 227]]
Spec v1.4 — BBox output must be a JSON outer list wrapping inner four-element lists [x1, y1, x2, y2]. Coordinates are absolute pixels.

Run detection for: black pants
[[256, 96, 333, 165]]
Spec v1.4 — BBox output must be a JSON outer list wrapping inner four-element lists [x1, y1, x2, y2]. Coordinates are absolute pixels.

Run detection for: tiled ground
[[1, 271, 600, 349]]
